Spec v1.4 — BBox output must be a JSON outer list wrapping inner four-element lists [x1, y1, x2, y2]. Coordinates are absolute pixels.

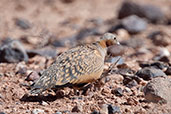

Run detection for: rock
[[118, 1, 164, 23], [153, 48, 170, 63], [99, 104, 108, 114], [60, 0, 75, 4], [25, 71, 40, 81], [139, 61, 168, 70], [165, 67, 171, 75], [0, 39, 28, 63], [136, 67, 167, 80], [107, 45, 126, 57], [143, 77, 171, 103], [148, 31, 171, 46], [71, 104, 83, 112], [120, 38, 144, 49], [40, 101, 48, 105], [121, 15, 147, 34], [0, 112, 5, 114], [32, 109, 44, 114], [126, 80, 138, 88], [53, 112, 62, 114], [15, 18, 31, 30], [111, 87, 123, 97], [91, 110, 100, 114], [27, 46, 58, 58], [108, 104, 121, 114]]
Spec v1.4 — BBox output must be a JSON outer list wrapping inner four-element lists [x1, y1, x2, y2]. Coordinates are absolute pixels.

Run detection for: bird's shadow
[[20, 93, 63, 102], [20, 83, 91, 102]]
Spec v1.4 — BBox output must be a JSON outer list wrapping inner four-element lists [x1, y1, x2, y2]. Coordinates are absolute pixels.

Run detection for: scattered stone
[[53, 112, 62, 114], [91, 110, 100, 114], [139, 61, 168, 70], [0, 112, 5, 114], [27, 46, 58, 58], [32, 109, 44, 114], [25, 71, 40, 81], [126, 80, 138, 88], [120, 38, 144, 49], [148, 31, 171, 46], [153, 48, 170, 63], [108, 104, 121, 114], [0, 39, 28, 63], [165, 67, 171, 75], [15, 18, 31, 30], [99, 104, 108, 114], [72, 105, 83, 112], [111, 87, 123, 97], [118, 1, 164, 23], [107, 45, 126, 56], [136, 67, 167, 81], [60, 0, 75, 4], [40, 101, 48, 105], [143, 77, 171, 103], [121, 15, 147, 34]]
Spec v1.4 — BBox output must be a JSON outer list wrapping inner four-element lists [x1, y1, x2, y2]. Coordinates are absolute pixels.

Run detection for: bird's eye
[[114, 37, 116, 40]]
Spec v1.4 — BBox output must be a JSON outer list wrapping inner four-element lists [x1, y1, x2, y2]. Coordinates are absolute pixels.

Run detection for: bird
[[30, 33, 120, 94]]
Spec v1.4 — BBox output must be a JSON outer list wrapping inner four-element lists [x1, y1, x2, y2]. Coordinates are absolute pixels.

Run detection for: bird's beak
[[117, 41, 120, 45]]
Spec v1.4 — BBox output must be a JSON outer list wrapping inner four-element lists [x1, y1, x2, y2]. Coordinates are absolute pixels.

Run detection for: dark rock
[[126, 80, 138, 88], [15, 18, 31, 30], [118, 1, 164, 23], [121, 15, 147, 34], [139, 61, 168, 70], [120, 38, 144, 49], [53, 112, 62, 114], [72, 105, 83, 112], [60, 0, 75, 4], [91, 110, 100, 114], [0, 112, 5, 114], [107, 45, 126, 57], [0, 39, 28, 63], [136, 67, 167, 81], [75, 27, 100, 41], [143, 77, 171, 103], [111, 87, 123, 97], [165, 67, 171, 75], [27, 46, 58, 58], [108, 104, 121, 114], [147, 31, 171, 46]]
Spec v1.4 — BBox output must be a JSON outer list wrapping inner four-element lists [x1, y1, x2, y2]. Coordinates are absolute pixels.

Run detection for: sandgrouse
[[30, 33, 119, 94]]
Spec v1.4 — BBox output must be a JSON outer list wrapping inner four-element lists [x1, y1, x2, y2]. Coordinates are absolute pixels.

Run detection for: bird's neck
[[99, 40, 107, 49]]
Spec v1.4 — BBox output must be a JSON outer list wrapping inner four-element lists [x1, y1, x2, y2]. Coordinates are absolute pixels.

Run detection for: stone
[[71, 104, 83, 112], [99, 104, 108, 114], [143, 77, 171, 103], [121, 15, 147, 34], [107, 45, 126, 57], [53, 112, 62, 114], [32, 109, 44, 114], [91, 110, 100, 114], [165, 67, 171, 75], [111, 87, 123, 97], [108, 104, 121, 114], [25, 71, 40, 81], [126, 80, 138, 88], [0, 39, 28, 63], [0, 112, 5, 114], [120, 38, 144, 49], [136, 67, 167, 80], [15, 18, 31, 30], [118, 1, 164, 23], [27, 46, 58, 58]]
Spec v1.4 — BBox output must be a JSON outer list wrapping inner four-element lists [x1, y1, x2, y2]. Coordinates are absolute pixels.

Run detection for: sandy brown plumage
[[30, 33, 119, 94]]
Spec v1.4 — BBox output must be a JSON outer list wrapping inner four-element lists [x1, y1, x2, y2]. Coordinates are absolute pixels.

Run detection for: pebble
[[126, 80, 138, 88], [0, 112, 5, 114], [25, 71, 40, 81], [136, 67, 167, 80], [99, 104, 108, 114], [118, 1, 164, 23], [91, 110, 100, 114], [165, 67, 171, 75], [71, 104, 83, 112], [108, 104, 121, 114], [15, 18, 31, 30], [53, 111, 62, 114], [120, 38, 144, 49], [143, 77, 171, 103], [32, 109, 44, 114], [111, 87, 123, 97], [121, 15, 147, 34], [0, 39, 28, 63]]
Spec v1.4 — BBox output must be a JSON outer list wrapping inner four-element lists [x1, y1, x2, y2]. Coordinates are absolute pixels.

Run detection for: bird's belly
[[71, 70, 103, 84]]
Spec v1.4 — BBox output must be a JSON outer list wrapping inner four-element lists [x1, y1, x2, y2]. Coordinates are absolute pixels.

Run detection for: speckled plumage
[[30, 33, 119, 94]]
